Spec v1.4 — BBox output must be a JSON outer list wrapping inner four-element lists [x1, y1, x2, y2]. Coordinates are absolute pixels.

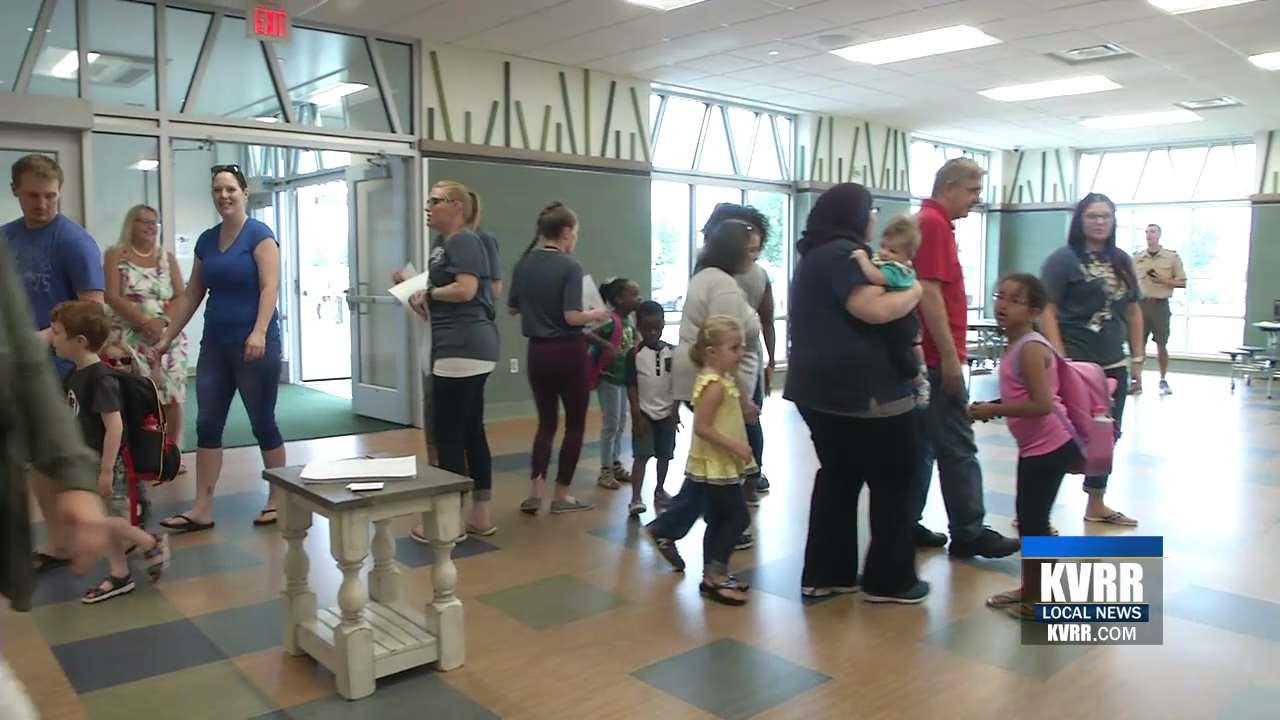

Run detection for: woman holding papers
[[507, 202, 606, 515], [152, 164, 285, 532], [411, 181, 499, 535]]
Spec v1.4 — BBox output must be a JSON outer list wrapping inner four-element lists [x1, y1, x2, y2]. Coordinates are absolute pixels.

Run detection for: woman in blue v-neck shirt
[[153, 164, 286, 533]]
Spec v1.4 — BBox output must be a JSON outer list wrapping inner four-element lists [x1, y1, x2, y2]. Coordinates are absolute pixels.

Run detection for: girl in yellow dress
[[645, 315, 756, 605]]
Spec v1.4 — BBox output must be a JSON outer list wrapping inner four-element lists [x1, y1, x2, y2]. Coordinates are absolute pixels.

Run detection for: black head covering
[[797, 183, 873, 256]]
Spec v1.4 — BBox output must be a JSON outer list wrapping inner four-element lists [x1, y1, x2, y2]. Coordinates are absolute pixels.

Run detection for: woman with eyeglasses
[[104, 204, 189, 464], [1038, 193, 1142, 527], [410, 180, 499, 536], [152, 164, 286, 533]]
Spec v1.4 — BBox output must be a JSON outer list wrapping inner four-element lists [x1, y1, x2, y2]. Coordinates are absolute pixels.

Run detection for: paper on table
[[582, 273, 608, 330], [300, 456, 418, 482], [389, 271, 430, 307]]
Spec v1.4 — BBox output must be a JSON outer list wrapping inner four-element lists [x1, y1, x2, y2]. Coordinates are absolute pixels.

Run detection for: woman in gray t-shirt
[[412, 181, 499, 535], [1039, 193, 1142, 528]]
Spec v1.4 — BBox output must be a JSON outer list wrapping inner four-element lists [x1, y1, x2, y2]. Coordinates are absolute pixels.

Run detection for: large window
[[649, 91, 795, 349], [908, 139, 990, 316], [1078, 142, 1255, 356]]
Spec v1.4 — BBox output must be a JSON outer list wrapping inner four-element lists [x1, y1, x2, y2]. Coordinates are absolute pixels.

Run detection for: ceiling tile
[[679, 54, 767, 74], [776, 51, 860, 73], [397, 0, 574, 42], [641, 66, 714, 85], [725, 65, 801, 84], [794, 0, 916, 26], [727, 9, 835, 39], [460, 0, 654, 53], [727, 41, 822, 64]]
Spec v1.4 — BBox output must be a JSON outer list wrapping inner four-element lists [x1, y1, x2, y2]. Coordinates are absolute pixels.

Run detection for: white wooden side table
[[263, 464, 472, 700]]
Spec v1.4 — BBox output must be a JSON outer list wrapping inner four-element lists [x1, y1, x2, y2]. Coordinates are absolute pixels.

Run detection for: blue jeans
[[646, 479, 749, 577], [195, 337, 284, 451], [744, 368, 765, 473], [909, 367, 986, 544], [597, 381, 627, 467]]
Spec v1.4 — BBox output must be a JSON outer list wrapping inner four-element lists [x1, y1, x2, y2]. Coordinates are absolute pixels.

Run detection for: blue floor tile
[[257, 667, 498, 719], [191, 599, 282, 657], [394, 535, 499, 568], [632, 638, 828, 720], [162, 541, 264, 581], [1219, 684, 1280, 720], [1166, 586, 1280, 642], [733, 555, 839, 604], [52, 617, 226, 693]]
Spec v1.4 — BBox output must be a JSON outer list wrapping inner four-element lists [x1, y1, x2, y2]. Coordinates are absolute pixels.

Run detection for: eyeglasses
[[210, 164, 242, 176], [1083, 212, 1114, 222], [992, 291, 1028, 304]]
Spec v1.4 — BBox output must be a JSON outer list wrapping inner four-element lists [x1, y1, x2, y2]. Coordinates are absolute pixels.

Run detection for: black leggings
[[1016, 440, 1079, 537], [433, 373, 492, 500]]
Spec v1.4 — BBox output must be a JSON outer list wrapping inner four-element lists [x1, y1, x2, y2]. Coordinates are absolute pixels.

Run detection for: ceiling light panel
[[979, 75, 1122, 101], [830, 25, 1000, 65], [1248, 51, 1280, 70], [1146, 0, 1257, 14], [625, 0, 709, 10], [1081, 109, 1202, 129]]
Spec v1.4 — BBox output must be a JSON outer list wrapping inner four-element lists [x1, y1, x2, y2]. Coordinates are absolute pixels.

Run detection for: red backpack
[[1008, 334, 1118, 476], [586, 312, 623, 391]]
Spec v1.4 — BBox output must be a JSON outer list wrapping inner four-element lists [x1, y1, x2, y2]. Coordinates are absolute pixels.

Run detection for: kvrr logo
[[1041, 561, 1144, 603]]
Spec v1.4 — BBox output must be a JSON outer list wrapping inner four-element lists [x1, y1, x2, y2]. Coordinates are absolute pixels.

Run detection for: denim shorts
[[633, 414, 677, 461]]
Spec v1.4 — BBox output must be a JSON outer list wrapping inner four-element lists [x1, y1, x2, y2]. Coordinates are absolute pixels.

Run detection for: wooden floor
[[4, 371, 1279, 719]]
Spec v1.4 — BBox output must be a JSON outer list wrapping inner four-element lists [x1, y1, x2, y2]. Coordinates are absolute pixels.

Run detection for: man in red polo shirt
[[910, 158, 1018, 559]]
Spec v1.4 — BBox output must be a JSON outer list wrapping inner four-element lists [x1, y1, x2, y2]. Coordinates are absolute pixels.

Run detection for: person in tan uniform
[[1133, 223, 1186, 395]]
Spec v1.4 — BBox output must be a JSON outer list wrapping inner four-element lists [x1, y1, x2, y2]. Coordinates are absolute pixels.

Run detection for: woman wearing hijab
[[783, 183, 929, 604]]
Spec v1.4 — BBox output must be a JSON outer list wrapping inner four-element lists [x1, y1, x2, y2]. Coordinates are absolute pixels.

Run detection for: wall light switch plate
[[510, 358, 519, 373]]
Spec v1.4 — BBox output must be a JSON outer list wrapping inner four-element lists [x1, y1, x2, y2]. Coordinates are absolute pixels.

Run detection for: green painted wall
[[995, 207, 1071, 280], [983, 211, 1002, 313], [1245, 202, 1280, 346], [424, 158, 651, 419]]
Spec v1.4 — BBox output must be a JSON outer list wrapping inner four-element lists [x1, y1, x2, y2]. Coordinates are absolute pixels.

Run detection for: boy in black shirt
[[50, 301, 169, 603]]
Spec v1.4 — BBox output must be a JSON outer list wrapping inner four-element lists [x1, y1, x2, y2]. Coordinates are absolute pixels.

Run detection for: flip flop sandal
[[82, 574, 135, 604], [700, 578, 748, 606], [32, 551, 71, 573], [253, 508, 279, 526], [700, 577, 750, 593], [466, 524, 498, 537], [1084, 511, 1138, 526], [159, 513, 215, 534], [986, 590, 1023, 608], [519, 497, 541, 515], [1006, 603, 1037, 621]]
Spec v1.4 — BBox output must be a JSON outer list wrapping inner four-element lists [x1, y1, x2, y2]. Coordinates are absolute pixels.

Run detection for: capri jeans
[[195, 337, 284, 451]]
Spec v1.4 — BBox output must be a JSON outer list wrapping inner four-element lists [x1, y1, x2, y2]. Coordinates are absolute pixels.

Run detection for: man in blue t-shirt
[[5, 154, 105, 351], [5, 153, 105, 573]]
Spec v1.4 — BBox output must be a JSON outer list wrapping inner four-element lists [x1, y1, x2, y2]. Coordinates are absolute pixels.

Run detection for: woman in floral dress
[[104, 204, 190, 453]]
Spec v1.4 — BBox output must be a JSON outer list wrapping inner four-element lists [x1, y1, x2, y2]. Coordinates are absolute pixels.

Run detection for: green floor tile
[[80, 659, 275, 720], [33, 585, 186, 646], [479, 574, 624, 629], [923, 610, 1094, 680], [1219, 684, 1280, 720]]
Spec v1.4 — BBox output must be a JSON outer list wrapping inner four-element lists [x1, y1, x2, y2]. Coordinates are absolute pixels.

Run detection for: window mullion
[[690, 103, 712, 172]]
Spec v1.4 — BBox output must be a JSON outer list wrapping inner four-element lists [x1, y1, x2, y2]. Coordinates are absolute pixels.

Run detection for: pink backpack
[[1009, 334, 1118, 476]]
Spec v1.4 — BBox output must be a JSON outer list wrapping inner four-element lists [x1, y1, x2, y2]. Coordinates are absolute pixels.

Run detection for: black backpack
[[113, 369, 181, 485]]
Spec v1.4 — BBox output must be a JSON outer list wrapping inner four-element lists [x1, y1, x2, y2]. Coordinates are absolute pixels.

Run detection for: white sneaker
[[1159, 379, 1172, 395]]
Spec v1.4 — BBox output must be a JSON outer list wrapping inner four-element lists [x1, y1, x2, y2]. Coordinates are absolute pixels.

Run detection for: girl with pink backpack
[[970, 273, 1093, 621]]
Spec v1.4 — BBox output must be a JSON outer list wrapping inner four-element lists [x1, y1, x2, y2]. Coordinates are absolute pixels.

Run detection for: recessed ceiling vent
[[1050, 43, 1132, 64]]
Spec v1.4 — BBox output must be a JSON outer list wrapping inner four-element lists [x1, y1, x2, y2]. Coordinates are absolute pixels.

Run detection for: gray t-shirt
[[507, 248, 584, 338], [428, 230, 499, 362], [477, 229, 503, 282], [1041, 246, 1140, 367]]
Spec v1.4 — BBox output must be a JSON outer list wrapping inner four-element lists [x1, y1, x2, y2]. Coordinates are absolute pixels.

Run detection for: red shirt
[[914, 199, 967, 366]]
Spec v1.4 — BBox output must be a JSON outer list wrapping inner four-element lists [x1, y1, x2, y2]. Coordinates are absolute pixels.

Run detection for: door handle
[[346, 294, 398, 305]]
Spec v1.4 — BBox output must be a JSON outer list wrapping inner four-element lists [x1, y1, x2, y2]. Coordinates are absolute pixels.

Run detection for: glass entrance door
[[345, 158, 412, 424], [0, 127, 83, 224], [296, 179, 352, 381]]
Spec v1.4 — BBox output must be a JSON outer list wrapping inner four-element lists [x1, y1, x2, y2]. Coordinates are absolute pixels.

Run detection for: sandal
[[82, 574, 135, 604], [253, 508, 278, 526], [32, 551, 71, 574], [700, 577, 750, 593], [1006, 602, 1037, 621], [550, 497, 593, 514], [466, 524, 498, 537], [159, 513, 215, 534], [1083, 511, 1138, 527], [142, 533, 170, 582], [519, 497, 541, 515], [700, 578, 748, 606], [986, 589, 1023, 608]]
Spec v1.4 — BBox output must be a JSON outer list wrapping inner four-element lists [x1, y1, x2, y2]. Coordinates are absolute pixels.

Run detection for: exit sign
[[248, 4, 289, 41]]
